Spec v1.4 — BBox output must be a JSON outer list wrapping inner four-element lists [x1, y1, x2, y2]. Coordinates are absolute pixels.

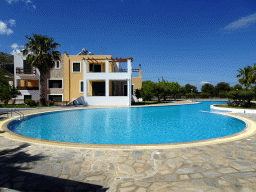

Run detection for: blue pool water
[[8, 101, 246, 144]]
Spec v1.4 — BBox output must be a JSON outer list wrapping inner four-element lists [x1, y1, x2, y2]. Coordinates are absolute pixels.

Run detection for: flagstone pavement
[[0, 105, 256, 191]]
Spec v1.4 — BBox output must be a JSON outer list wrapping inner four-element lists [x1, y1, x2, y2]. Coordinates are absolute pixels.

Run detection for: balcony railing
[[16, 68, 36, 75], [120, 69, 139, 72], [17, 86, 39, 90]]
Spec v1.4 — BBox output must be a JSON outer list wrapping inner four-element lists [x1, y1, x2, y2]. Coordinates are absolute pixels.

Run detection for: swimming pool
[[7, 101, 246, 145]]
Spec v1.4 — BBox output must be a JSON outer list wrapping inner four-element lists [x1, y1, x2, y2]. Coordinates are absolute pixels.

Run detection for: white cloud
[[11, 43, 18, 49], [223, 13, 256, 30], [5, 0, 36, 8], [0, 21, 13, 35], [200, 81, 210, 84], [9, 19, 16, 26], [5, 0, 18, 4]]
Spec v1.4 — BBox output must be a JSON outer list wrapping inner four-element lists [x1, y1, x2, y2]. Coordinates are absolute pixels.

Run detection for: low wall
[[211, 105, 256, 114]]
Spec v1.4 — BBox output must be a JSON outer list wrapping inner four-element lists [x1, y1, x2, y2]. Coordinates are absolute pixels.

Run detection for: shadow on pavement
[[0, 143, 108, 191]]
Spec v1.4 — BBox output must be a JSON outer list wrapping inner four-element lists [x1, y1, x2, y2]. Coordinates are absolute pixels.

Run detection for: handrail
[[11, 109, 24, 120]]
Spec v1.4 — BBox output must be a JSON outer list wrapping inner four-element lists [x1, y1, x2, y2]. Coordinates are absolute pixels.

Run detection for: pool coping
[[211, 104, 256, 113], [1, 101, 256, 150]]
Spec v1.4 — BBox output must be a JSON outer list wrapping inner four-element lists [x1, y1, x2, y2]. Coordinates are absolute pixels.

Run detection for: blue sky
[[1, 0, 256, 90]]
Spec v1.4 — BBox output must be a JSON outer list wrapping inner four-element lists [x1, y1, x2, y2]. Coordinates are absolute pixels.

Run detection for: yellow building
[[14, 51, 142, 106]]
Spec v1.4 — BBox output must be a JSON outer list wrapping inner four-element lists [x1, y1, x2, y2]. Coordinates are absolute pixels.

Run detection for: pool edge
[[1, 104, 255, 150]]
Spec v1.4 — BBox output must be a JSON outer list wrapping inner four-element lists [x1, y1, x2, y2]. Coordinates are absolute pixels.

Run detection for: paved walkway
[[1, 103, 256, 191]]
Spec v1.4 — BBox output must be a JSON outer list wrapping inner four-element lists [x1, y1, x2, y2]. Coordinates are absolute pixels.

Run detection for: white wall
[[85, 96, 130, 106], [16, 90, 40, 101], [83, 59, 132, 106], [14, 52, 40, 101]]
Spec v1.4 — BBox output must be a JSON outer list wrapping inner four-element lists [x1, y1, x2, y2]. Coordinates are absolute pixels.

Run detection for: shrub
[[49, 100, 55, 106], [24, 99, 37, 106], [40, 98, 47, 106], [227, 90, 254, 107], [185, 93, 195, 99], [200, 92, 209, 98]]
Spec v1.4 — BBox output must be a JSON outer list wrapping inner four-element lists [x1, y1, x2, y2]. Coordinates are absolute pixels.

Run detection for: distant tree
[[201, 83, 214, 96], [22, 34, 61, 105], [140, 80, 155, 101], [232, 84, 243, 91], [154, 81, 164, 102], [184, 84, 198, 94], [0, 52, 14, 64], [0, 74, 20, 106], [169, 82, 182, 100], [214, 82, 230, 97]]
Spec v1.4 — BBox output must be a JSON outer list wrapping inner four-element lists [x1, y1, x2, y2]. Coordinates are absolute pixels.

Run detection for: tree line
[[135, 80, 240, 101]]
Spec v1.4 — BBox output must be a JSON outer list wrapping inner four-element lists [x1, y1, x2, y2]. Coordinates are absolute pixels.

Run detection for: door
[[92, 82, 105, 96], [124, 84, 134, 96]]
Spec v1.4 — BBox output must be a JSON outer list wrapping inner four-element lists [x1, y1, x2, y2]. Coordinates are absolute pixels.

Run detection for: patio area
[[0, 104, 256, 191]]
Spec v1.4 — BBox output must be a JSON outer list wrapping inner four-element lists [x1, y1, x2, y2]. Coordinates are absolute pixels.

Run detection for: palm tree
[[22, 34, 61, 105], [237, 66, 255, 90]]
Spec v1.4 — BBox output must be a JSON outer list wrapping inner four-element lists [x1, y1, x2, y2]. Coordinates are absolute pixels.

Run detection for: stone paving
[[1, 103, 256, 191]]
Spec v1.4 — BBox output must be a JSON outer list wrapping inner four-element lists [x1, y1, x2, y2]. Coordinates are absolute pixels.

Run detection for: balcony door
[[23, 60, 32, 74], [89, 64, 101, 72], [124, 84, 134, 96]]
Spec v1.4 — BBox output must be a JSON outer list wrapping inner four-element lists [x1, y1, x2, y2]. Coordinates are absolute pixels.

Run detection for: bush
[[227, 90, 254, 107], [40, 98, 46, 106], [185, 93, 195, 99], [24, 99, 37, 106], [200, 92, 210, 98], [49, 101, 55, 106]]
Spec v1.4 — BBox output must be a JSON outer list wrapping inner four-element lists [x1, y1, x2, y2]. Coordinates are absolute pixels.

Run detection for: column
[[105, 59, 109, 73], [127, 59, 132, 106], [106, 79, 109, 97], [83, 60, 87, 104], [105, 59, 109, 101], [116, 62, 120, 72], [127, 59, 132, 74], [127, 78, 131, 106]]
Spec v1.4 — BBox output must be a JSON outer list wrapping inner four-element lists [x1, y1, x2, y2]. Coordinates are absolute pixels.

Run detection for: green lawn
[[0, 104, 57, 108]]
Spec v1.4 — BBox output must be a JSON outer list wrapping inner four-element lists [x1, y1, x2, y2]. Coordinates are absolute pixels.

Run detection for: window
[[89, 64, 101, 72], [124, 84, 134, 96], [48, 95, 62, 101], [80, 81, 84, 93], [48, 80, 62, 88], [72, 62, 81, 72], [55, 61, 60, 69]]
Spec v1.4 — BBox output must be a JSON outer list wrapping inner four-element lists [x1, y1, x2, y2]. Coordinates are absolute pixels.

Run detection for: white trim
[[123, 84, 134, 96], [79, 80, 84, 93], [55, 60, 61, 69], [47, 78, 63, 89], [72, 61, 81, 73], [47, 94, 63, 101]]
